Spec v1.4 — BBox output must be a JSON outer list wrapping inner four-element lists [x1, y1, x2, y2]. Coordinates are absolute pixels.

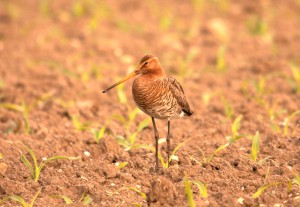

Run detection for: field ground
[[0, 0, 300, 206]]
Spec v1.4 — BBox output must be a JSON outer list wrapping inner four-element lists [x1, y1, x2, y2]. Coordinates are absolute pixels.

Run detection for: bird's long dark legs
[[151, 117, 159, 171], [167, 120, 171, 168]]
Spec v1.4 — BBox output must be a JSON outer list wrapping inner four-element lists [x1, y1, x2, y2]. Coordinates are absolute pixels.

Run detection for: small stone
[[237, 197, 244, 204], [84, 150, 90, 156], [0, 163, 8, 175]]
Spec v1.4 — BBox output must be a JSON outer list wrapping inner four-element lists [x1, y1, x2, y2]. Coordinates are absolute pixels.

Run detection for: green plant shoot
[[193, 180, 208, 198], [184, 172, 196, 207], [90, 126, 106, 143], [20, 143, 78, 182], [0, 187, 42, 207], [252, 182, 282, 198], [251, 131, 260, 162], [51, 195, 73, 205]]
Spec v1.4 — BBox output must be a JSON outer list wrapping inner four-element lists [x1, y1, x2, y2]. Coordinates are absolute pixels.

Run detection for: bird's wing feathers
[[165, 77, 192, 115]]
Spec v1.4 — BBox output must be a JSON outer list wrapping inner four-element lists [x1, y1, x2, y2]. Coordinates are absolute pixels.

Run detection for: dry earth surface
[[0, 0, 300, 206]]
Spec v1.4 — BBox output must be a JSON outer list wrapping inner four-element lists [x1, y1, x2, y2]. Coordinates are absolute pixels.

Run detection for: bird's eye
[[144, 62, 149, 66]]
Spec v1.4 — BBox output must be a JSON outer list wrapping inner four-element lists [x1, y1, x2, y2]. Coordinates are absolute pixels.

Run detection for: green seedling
[[90, 126, 106, 143], [158, 139, 189, 168], [222, 97, 234, 120], [116, 117, 150, 150], [132, 138, 189, 168], [160, 12, 173, 31], [256, 98, 284, 133], [116, 161, 128, 169], [192, 143, 229, 165], [71, 115, 91, 131], [0, 92, 55, 134], [0, 187, 41, 207], [290, 63, 300, 93], [263, 164, 270, 185], [252, 182, 282, 198], [39, 0, 50, 17], [246, 15, 272, 43], [80, 192, 93, 205], [184, 172, 196, 207], [72, 0, 85, 17], [108, 186, 146, 207], [193, 180, 208, 198], [20, 143, 78, 182], [226, 115, 243, 143], [257, 156, 272, 166], [0, 102, 31, 134], [177, 48, 199, 79], [251, 131, 260, 162], [250, 132, 271, 165], [216, 45, 226, 72], [116, 83, 127, 104], [51, 195, 73, 205], [0, 79, 5, 89], [202, 92, 213, 106], [287, 179, 293, 193], [286, 168, 300, 193], [246, 15, 268, 36], [294, 174, 300, 187], [113, 107, 140, 131], [283, 110, 300, 136], [254, 76, 267, 97]]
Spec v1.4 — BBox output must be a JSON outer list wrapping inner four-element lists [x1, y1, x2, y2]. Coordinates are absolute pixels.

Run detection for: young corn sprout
[[20, 143, 78, 182], [216, 45, 227, 72], [221, 97, 234, 120], [80, 192, 93, 206], [0, 188, 42, 207], [250, 131, 271, 165], [184, 172, 196, 207], [0, 101, 31, 134], [193, 180, 208, 198], [107, 186, 147, 207], [252, 182, 282, 199], [71, 115, 91, 131], [132, 138, 190, 168], [290, 63, 300, 93], [251, 131, 260, 162], [90, 125, 106, 143], [288, 168, 300, 192], [190, 143, 229, 166], [0, 92, 54, 134], [226, 115, 243, 143], [283, 110, 300, 136], [116, 117, 151, 150], [51, 195, 73, 205]]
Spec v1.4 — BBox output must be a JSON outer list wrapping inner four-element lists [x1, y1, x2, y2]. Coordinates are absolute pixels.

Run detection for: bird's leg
[[151, 117, 159, 172], [167, 120, 171, 168]]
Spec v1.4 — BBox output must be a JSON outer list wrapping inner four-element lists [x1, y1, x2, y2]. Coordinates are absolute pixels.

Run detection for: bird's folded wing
[[165, 77, 192, 115]]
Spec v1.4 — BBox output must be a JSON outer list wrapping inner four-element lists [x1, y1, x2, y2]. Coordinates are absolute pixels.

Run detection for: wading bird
[[103, 55, 192, 171]]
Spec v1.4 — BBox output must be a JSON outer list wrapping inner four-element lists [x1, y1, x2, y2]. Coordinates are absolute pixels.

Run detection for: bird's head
[[103, 55, 163, 93]]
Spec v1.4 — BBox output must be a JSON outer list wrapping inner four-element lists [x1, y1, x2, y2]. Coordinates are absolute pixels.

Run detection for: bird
[[103, 55, 192, 171]]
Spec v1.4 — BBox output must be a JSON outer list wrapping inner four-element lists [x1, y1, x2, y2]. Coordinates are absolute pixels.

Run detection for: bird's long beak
[[102, 70, 139, 93]]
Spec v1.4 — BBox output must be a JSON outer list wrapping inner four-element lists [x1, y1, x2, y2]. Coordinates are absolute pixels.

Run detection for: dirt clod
[[147, 176, 178, 206]]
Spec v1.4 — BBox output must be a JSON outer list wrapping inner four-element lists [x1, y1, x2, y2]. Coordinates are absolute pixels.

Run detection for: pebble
[[84, 150, 90, 156], [237, 197, 244, 204]]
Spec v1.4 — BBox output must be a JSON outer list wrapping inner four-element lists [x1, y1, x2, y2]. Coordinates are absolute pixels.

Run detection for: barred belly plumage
[[132, 77, 181, 120]]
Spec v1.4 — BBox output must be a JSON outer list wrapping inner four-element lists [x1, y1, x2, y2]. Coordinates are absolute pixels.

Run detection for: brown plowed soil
[[0, 0, 300, 206]]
